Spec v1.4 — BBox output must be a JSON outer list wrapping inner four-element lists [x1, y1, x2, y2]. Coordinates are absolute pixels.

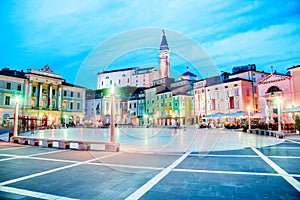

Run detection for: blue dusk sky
[[1, 0, 299, 89]]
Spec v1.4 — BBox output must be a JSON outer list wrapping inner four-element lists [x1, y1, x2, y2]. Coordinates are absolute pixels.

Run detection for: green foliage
[[296, 115, 300, 131]]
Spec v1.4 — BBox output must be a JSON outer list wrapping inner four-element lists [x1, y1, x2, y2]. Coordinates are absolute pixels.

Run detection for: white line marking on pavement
[[268, 155, 300, 159], [252, 147, 300, 192], [125, 151, 191, 200], [0, 149, 68, 162], [189, 154, 259, 158], [173, 168, 281, 176], [0, 186, 78, 200], [0, 146, 30, 151], [286, 139, 300, 145], [0, 152, 122, 186]]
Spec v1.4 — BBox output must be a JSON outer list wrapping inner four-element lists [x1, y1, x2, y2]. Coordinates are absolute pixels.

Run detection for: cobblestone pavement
[[0, 130, 299, 199]]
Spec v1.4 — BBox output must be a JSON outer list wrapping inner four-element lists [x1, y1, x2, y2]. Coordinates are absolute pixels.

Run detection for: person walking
[[30, 120, 35, 134]]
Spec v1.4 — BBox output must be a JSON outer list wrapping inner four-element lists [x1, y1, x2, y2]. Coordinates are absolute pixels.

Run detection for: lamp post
[[247, 105, 251, 133], [13, 97, 21, 137], [277, 97, 282, 137], [110, 85, 115, 143]]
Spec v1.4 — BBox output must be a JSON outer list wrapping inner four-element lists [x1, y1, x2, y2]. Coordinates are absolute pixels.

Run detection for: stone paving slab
[[33, 150, 114, 162], [0, 136, 299, 199], [0, 158, 70, 183], [191, 148, 258, 155], [269, 158, 300, 174], [176, 155, 277, 173], [0, 146, 61, 156], [7, 164, 159, 200], [141, 171, 300, 200], [93, 152, 180, 168], [257, 147, 300, 157]]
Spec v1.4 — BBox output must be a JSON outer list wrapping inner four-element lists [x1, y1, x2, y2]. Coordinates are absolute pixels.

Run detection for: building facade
[[0, 65, 86, 129]]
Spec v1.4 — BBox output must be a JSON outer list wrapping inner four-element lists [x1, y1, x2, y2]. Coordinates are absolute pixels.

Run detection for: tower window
[[17, 84, 21, 91], [6, 83, 11, 89]]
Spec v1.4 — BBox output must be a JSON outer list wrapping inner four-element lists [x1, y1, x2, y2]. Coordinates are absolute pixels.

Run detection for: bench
[[10, 136, 120, 152]]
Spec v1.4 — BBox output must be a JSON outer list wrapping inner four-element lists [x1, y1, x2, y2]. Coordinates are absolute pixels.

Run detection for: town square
[[0, 0, 300, 199]]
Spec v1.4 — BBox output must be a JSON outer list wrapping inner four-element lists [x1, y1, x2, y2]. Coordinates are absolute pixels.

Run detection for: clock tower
[[159, 30, 170, 78]]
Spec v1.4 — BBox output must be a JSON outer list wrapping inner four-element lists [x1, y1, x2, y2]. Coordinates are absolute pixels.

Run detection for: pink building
[[258, 70, 295, 124], [288, 65, 300, 107]]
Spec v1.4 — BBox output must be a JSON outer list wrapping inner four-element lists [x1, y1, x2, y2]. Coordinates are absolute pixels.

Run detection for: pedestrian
[[30, 120, 35, 134]]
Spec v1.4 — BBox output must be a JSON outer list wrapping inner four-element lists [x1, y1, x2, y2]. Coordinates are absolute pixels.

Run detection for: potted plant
[[295, 115, 300, 134]]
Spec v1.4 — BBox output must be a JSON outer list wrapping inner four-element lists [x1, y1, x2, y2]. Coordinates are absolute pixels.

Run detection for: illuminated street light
[[276, 97, 282, 137], [13, 96, 21, 137], [110, 84, 115, 142], [247, 106, 251, 133]]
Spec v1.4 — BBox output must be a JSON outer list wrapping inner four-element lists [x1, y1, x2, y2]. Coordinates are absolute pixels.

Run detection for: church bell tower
[[159, 30, 170, 78]]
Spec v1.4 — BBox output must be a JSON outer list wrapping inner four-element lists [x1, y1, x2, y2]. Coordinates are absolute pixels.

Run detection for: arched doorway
[[267, 86, 281, 94]]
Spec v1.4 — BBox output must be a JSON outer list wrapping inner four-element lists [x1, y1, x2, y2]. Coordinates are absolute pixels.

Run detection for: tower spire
[[160, 29, 169, 50], [159, 29, 170, 78]]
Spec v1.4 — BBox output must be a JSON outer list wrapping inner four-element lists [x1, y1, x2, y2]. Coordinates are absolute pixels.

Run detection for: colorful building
[[0, 65, 86, 129]]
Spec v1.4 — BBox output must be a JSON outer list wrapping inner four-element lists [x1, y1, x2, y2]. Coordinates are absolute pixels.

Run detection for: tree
[[295, 115, 300, 131]]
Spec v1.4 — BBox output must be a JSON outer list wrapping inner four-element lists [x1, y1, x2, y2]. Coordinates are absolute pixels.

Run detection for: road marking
[[125, 151, 191, 200], [252, 147, 300, 192], [189, 154, 259, 158], [0, 186, 78, 200], [268, 155, 300, 159], [0, 152, 122, 186], [0, 146, 30, 151], [286, 139, 300, 145], [173, 168, 281, 176], [0, 149, 68, 162]]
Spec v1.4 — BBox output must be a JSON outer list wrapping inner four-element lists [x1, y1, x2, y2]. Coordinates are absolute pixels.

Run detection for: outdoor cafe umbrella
[[203, 112, 225, 119]]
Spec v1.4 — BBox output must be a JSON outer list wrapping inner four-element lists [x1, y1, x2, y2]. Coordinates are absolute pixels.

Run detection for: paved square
[[0, 129, 299, 199]]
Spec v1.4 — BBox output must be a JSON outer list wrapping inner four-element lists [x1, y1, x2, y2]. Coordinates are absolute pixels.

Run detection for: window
[[225, 90, 229, 97], [127, 78, 130, 83], [6, 83, 11, 89], [169, 102, 172, 106], [17, 84, 21, 91], [77, 103, 80, 110], [64, 91, 67, 96], [246, 89, 250, 96], [101, 81, 103, 86], [77, 92, 80, 98], [71, 92, 73, 97], [175, 102, 178, 107], [5, 96, 10, 105], [234, 88, 239, 96], [234, 84, 238, 87], [70, 102, 73, 109], [110, 80, 112, 85], [52, 89, 56, 96], [105, 76, 109, 79], [32, 86, 37, 93], [119, 79, 121, 84]]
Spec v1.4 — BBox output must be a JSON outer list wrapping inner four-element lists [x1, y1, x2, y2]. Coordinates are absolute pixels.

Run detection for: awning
[[203, 112, 224, 119], [283, 106, 300, 113], [3, 114, 10, 118]]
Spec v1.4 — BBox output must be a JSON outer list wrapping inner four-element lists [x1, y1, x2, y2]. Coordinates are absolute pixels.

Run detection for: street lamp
[[247, 105, 251, 133], [13, 96, 21, 137], [276, 97, 282, 137], [110, 84, 115, 142]]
